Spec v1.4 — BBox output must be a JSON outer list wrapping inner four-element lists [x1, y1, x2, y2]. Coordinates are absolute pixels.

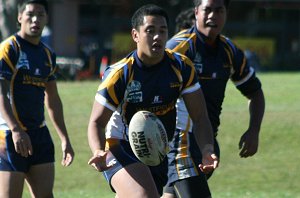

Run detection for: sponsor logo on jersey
[[127, 80, 141, 92], [127, 81, 143, 103], [152, 96, 162, 104], [127, 91, 143, 103], [34, 68, 41, 76], [16, 51, 30, 70]]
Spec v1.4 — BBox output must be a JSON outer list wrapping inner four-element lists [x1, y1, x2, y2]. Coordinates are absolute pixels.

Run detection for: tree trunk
[[0, 0, 17, 41]]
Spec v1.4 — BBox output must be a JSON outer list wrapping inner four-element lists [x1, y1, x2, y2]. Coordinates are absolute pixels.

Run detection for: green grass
[[22, 72, 300, 197]]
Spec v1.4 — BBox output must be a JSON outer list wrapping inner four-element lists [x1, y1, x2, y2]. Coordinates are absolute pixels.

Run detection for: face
[[18, 3, 48, 44], [195, 0, 227, 41], [132, 15, 168, 66]]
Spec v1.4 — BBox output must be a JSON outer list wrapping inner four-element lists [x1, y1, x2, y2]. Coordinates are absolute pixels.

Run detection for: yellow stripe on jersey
[[0, 130, 6, 148], [224, 47, 233, 66], [98, 57, 134, 106], [240, 56, 247, 76], [172, 33, 196, 55], [0, 37, 17, 72], [183, 57, 196, 88]]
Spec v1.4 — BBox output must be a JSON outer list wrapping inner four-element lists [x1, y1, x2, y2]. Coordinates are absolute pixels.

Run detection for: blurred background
[[1, 0, 299, 80]]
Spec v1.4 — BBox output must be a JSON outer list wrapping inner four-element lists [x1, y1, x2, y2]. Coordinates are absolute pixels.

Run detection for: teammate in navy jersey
[[163, 0, 265, 197], [87, 4, 218, 198], [0, 1, 74, 197]]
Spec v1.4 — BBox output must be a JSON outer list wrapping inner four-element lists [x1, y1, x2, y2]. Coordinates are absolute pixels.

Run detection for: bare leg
[[0, 171, 25, 198], [162, 193, 176, 198], [25, 163, 55, 198], [111, 162, 160, 198]]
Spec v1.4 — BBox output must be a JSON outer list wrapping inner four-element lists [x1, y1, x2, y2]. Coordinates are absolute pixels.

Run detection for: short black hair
[[18, 0, 48, 14], [193, 0, 230, 9], [131, 4, 169, 30], [175, 8, 195, 33]]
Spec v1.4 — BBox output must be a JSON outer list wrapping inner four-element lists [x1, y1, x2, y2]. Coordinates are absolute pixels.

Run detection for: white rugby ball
[[128, 111, 168, 166]]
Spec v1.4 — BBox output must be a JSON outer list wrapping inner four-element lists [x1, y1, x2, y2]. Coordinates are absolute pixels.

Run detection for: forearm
[[248, 89, 265, 132], [46, 96, 70, 142], [193, 118, 214, 154], [88, 121, 106, 153], [0, 81, 24, 131]]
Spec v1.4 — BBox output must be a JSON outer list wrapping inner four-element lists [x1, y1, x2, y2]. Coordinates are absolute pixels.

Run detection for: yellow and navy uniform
[[96, 49, 200, 195], [165, 26, 262, 188], [0, 34, 56, 172], [0, 34, 56, 131], [167, 27, 262, 134], [96, 49, 200, 141]]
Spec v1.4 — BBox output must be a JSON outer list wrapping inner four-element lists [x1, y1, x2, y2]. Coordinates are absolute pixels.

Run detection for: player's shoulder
[[219, 34, 242, 54], [40, 41, 55, 55], [167, 27, 197, 52], [171, 27, 196, 41], [103, 52, 135, 80], [0, 35, 18, 52], [165, 49, 194, 68]]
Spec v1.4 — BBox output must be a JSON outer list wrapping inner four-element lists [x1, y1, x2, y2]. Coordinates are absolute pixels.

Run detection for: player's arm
[[87, 100, 114, 171], [182, 88, 218, 173], [0, 79, 32, 157], [239, 88, 265, 158], [45, 80, 74, 166]]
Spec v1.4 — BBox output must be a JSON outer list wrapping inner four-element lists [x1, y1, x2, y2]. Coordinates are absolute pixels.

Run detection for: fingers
[[199, 153, 219, 174], [87, 153, 114, 172], [88, 157, 111, 172], [61, 152, 74, 166], [15, 138, 32, 157]]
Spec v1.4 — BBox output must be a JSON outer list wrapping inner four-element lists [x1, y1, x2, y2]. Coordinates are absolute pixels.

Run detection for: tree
[[0, 0, 17, 41]]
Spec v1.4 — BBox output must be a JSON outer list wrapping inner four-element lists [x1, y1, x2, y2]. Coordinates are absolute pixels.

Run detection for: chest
[[192, 46, 232, 80], [125, 65, 181, 106]]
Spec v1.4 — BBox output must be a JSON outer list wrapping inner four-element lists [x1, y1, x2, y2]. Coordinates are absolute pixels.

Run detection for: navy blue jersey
[[0, 34, 57, 130], [167, 27, 261, 134], [96, 50, 200, 140]]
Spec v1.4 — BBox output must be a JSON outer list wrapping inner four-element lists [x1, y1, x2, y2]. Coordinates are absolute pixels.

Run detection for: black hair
[[131, 4, 169, 30], [175, 8, 195, 33], [193, 0, 231, 9], [18, 0, 48, 14]]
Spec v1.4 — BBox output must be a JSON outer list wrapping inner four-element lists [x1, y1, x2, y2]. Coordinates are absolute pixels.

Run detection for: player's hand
[[88, 149, 114, 172], [61, 140, 74, 166], [199, 152, 219, 174], [12, 130, 32, 157], [239, 129, 259, 158]]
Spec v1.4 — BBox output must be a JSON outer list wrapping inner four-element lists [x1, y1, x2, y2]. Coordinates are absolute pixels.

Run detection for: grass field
[[23, 72, 300, 198]]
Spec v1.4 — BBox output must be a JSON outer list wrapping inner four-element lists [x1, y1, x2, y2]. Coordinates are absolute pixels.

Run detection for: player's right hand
[[12, 130, 33, 157], [88, 149, 114, 172], [199, 153, 219, 174]]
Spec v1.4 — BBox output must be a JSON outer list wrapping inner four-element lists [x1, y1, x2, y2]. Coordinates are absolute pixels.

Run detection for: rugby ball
[[128, 111, 168, 166]]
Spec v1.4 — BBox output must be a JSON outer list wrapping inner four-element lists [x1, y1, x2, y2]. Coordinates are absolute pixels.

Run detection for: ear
[[17, 13, 22, 24], [194, 7, 198, 19], [131, 28, 139, 43]]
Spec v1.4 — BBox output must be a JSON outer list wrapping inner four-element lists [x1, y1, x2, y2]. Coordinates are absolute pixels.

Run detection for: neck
[[137, 52, 164, 67], [17, 32, 40, 45]]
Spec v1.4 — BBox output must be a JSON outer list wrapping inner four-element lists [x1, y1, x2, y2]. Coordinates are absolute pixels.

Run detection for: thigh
[[174, 176, 211, 198], [0, 171, 25, 198], [25, 162, 55, 198], [105, 139, 161, 198], [111, 162, 160, 198], [163, 185, 176, 198]]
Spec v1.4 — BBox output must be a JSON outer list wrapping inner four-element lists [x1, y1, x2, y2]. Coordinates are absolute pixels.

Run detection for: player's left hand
[[199, 153, 219, 174], [61, 141, 74, 166], [239, 129, 259, 158]]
